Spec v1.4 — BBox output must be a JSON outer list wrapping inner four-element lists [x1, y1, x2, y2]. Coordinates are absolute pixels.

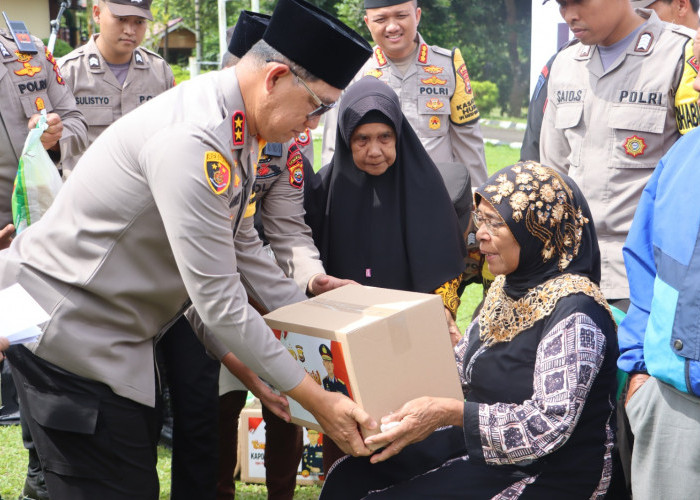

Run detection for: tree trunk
[[504, 0, 526, 118]]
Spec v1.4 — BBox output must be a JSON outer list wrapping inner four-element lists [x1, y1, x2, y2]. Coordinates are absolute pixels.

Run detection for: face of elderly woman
[[475, 200, 520, 276], [350, 122, 397, 176]]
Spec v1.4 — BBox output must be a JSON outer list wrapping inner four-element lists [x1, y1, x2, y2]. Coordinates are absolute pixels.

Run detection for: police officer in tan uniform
[[1, 0, 373, 496], [58, 0, 174, 175], [0, 25, 87, 500], [322, 0, 487, 188], [217, 12, 325, 499], [0, 28, 87, 248], [540, 1, 699, 305]]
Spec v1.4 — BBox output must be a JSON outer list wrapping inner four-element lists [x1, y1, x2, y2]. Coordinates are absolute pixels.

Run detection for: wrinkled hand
[[445, 307, 461, 347], [314, 390, 376, 456], [364, 397, 463, 463], [307, 273, 357, 296], [0, 224, 14, 250], [625, 373, 650, 407], [29, 112, 63, 151]]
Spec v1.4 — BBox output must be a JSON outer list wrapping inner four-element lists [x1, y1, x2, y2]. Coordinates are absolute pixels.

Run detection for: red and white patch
[[204, 151, 231, 194], [457, 63, 473, 94], [296, 128, 311, 146], [623, 135, 647, 158]]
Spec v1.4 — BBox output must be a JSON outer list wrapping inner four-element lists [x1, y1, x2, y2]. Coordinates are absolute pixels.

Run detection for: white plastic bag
[[11, 110, 63, 233]]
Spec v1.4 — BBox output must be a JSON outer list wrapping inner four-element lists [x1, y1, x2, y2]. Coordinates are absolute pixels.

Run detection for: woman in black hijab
[[319, 162, 619, 499], [304, 76, 468, 472]]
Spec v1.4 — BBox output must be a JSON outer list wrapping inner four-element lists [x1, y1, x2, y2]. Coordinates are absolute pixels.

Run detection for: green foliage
[[171, 64, 191, 84], [472, 80, 499, 116], [41, 38, 73, 58]]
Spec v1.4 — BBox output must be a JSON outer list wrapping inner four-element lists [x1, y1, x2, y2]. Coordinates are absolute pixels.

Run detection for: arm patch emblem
[[204, 151, 231, 195]]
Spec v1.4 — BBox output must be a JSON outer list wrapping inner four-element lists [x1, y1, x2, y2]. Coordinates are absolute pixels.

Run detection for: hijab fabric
[[306, 77, 466, 293], [474, 161, 612, 345]]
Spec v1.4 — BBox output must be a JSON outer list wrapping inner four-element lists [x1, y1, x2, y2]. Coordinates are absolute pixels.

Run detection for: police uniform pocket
[[85, 106, 116, 127], [19, 91, 51, 118], [553, 102, 584, 168], [608, 104, 665, 169], [417, 95, 451, 138], [23, 385, 120, 479]]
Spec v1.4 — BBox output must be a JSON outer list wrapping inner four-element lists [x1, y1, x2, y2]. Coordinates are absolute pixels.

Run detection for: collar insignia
[[425, 98, 444, 111], [204, 151, 231, 195], [134, 51, 144, 65], [623, 135, 647, 157], [417, 43, 428, 63], [635, 32, 653, 53], [579, 45, 591, 58], [0, 43, 10, 58], [374, 46, 387, 67], [89, 54, 100, 68], [232, 111, 245, 146]]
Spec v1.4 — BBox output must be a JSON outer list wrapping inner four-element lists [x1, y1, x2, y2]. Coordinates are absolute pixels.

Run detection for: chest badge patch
[[232, 111, 245, 146], [429, 116, 441, 130], [35, 97, 45, 111], [423, 65, 444, 75], [425, 98, 444, 111], [296, 128, 311, 146], [286, 142, 304, 189], [623, 135, 647, 158], [365, 69, 383, 78], [204, 151, 232, 195], [14, 51, 41, 77], [421, 75, 446, 86]]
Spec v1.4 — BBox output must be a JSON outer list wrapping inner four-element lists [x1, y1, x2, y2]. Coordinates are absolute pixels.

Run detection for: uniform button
[[673, 339, 684, 351]]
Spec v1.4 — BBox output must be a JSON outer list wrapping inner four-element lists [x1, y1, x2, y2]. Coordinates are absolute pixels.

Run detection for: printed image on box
[[239, 408, 324, 484], [273, 331, 354, 427]]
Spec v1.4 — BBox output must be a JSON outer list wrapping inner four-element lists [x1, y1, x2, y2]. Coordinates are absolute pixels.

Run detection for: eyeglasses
[[266, 59, 337, 119], [472, 211, 506, 235]]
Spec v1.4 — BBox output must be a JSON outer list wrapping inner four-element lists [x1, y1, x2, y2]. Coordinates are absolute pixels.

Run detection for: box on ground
[[238, 407, 324, 485], [263, 284, 463, 436]]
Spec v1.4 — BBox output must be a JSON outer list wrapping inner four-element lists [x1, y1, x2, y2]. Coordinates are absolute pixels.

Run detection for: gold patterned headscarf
[[474, 162, 612, 345]]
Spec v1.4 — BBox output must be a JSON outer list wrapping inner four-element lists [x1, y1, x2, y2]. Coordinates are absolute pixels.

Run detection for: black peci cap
[[228, 11, 271, 58], [264, 0, 372, 89], [364, 0, 412, 9]]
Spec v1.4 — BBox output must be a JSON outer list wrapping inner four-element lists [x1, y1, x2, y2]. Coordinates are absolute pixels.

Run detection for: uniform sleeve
[[163, 60, 176, 90], [141, 125, 305, 392], [463, 313, 606, 465], [539, 87, 569, 175], [520, 54, 555, 162], [261, 146, 325, 290], [234, 200, 308, 312], [43, 47, 88, 166], [617, 160, 664, 374], [449, 48, 488, 188]]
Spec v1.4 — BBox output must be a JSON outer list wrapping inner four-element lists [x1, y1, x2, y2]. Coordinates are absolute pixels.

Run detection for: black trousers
[[6, 345, 161, 500], [157, 315, 220, 500]]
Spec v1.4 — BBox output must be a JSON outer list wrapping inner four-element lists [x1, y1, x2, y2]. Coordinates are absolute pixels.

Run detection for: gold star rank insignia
[[232, 111, 245, 146]]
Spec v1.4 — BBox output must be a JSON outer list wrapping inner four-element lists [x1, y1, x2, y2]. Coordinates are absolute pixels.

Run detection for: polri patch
[[429, 116, 441, 130], [425, 98, 444, 111], [232, 111, 245, 146], [204, 151, 231, 195], [286, 143, 304, 189], [623, 135, 647, 158]]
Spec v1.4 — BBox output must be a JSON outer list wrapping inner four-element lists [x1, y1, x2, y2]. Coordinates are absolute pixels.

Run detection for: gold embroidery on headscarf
[[483, 161, 588, 271], [434, 276, 462, 318], [479, 274, 615, 346]]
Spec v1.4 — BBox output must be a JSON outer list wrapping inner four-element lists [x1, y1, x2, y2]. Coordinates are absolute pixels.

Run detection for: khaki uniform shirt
[[0, 29, 87, 227], [0, 67, 305, 407], [220, 139, 325, 394], [322, 33, 487, 187], [58, 34, 175, 175], [540, 10, 700, 299]]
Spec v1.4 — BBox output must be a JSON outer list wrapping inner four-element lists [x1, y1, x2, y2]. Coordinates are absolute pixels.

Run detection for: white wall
[[530, 0, 572, 96], [2, 0, 51, 39]]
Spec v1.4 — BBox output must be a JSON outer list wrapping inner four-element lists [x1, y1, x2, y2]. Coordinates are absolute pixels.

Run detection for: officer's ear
[[264, 62, 292, 94], [92, 3, 101, 24]]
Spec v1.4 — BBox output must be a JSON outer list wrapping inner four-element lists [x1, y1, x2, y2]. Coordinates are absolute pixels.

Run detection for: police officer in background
[[640, 0, 700, 27], [322, 0, 487, 188], [0, 21, 87, 500], [1, 0, 373, 496], [216, 11, 325, 500], [58, 0, 174, 175], [0, 26, 87, 248]]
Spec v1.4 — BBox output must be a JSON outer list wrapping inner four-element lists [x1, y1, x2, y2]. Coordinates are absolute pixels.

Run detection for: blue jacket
[[618, 127, 700, 397]]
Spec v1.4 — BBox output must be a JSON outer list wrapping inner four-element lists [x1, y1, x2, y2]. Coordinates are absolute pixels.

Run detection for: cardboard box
[[238, 407, 324, 485], [263, 284, 463, 435]]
